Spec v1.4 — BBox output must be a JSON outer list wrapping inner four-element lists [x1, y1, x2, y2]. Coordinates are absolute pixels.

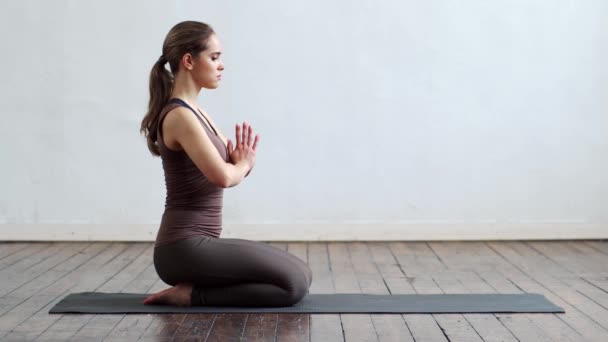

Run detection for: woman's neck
[[171, 72, 201, 106]]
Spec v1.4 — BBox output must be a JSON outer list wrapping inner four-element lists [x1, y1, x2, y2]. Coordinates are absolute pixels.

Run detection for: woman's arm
[[202, 111, 255, 177], [163, 107, 250, 188]]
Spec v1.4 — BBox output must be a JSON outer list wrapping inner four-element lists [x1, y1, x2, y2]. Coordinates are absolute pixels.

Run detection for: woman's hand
[[227, 122, 259, 172]]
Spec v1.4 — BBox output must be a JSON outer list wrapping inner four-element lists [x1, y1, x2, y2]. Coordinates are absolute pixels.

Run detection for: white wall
[[1, 0, 607, 241]]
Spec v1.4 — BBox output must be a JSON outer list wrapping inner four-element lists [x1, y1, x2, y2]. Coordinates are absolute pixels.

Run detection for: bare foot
[[143, 283, 193, 306]]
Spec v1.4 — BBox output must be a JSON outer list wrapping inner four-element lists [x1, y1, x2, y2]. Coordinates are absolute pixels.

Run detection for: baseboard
[[1, 222, 606, 241]]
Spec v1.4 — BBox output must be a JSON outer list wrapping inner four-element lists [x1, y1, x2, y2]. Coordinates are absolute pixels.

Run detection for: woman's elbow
[[219, 177, 232, 188], [203, 168, 230, 188], [211, 174, 230, 188], [207, 164, 240, 188], [214, 172, 236, 188]]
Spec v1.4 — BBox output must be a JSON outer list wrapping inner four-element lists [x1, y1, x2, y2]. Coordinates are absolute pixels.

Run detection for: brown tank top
[[154, 98, 229, 248]]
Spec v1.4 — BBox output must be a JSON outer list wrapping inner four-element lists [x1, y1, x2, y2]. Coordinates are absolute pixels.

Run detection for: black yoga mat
[[49, 292, 564, 314]]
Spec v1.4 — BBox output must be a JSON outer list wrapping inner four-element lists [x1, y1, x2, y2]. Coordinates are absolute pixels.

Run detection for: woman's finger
[[242, 122, 248, 146], [247, 125, 253, 146], [241, 122, 247, 145], [235, 124, 241, 146], [227, 139, 233, 154], [252, 134, 260, 151]]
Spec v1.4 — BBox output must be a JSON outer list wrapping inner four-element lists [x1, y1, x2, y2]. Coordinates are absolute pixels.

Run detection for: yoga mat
[[49, 292, 564, 314]]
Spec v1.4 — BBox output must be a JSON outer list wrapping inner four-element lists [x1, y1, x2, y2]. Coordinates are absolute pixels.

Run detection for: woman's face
[[193, 34, 224, 89]]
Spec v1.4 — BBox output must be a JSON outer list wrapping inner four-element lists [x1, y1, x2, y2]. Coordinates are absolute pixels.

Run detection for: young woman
[[140, 21, 311, 307]]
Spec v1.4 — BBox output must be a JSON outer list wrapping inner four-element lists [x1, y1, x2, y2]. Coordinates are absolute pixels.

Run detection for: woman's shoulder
[[160, 105, 195, 151]]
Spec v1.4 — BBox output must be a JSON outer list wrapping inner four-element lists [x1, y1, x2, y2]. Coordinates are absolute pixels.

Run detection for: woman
[[140, 21, 312, 307]]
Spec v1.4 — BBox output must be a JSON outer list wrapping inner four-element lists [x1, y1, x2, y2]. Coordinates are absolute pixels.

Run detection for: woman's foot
[[143, 283, 193, 306]]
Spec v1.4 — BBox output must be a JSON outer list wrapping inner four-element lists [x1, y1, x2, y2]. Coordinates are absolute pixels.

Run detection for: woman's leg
[[153, 236, 312, 307], [223, 238, 312, 288]]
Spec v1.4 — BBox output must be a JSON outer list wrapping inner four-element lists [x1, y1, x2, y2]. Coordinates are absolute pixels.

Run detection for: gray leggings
[[153, 236, 312, 307]]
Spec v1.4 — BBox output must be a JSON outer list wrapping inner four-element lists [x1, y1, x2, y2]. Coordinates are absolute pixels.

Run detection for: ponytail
[[140, 56, 174, 156]]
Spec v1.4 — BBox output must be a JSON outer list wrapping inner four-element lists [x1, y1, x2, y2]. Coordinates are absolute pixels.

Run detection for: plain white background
[[1, 1, 606, 240]]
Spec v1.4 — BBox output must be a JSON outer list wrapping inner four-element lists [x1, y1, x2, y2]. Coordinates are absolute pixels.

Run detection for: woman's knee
[[293, 259, 312, 288], [282, 272, 310, 305], [304, 264, 312, 286]]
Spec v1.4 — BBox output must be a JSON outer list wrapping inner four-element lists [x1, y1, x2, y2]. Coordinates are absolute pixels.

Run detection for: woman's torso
[[154, 98, 229, 248]]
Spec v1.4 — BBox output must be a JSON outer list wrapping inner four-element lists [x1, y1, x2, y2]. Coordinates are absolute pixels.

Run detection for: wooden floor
[[0, 240, 607, 341]]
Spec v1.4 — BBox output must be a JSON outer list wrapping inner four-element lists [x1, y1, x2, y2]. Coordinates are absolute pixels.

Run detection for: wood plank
[[0, 242, 90, 297], [491, 280, 603, 342], [584, 240, 608, 256], [487, 241, 608, 341], [114, 248, 191, 342], [583, 277, 608, 293], [502, 241, 574, 277], [526, 241, 601, 276], [386, 242, 448, 342], [0, 242, 145, 340], [498, 314, 554, 342], [204, 313, 248, 342], [511, 242, 608, 329], [464, 315, 521, 342], [348, 242, 414, 342], [308, 243, 333, 294], [558, 276, 608, 316], [401, 315, 447, 342], [308, 242, 343, 342], [2, 242, 69, 274], [61, 243, 151, 341], [400, 243, 483, 342], [275, 314, 308, 342], [475, 266, 580, 342], [138, 313, 187, 341], [0, 294, 61, 341], [4, 243, 147, 341], [393, 242, 483, 342], [0, 242, 112, 325], [0, 243, 113, 339], [565, 241, 608, 273], [0, 242, 53, 271], [1, 243, 110, 303], [465, 242, 584, 342], [367, 242, 415, 294], [430, 241, 567, 341], [329, 242, 378, 342], [239, 313, 277, 342], [37, 243, 154, 341], [105, 262, 174, 341], [172, 314, 217, 342], [389, 241, 447, 277], [428, 241, 519, 342], [0, 242, 29, 260]]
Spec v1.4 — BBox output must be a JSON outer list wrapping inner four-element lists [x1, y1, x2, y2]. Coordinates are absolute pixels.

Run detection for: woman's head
[[141, 21, 223, 156], [161, 21, 224, 89]]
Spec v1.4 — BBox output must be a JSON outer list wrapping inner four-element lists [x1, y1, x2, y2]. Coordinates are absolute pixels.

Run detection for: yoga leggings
[[153, 236, 312, 307]]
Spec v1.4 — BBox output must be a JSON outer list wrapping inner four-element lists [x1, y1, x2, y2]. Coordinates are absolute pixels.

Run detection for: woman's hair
[[140, 21, 215, 156]]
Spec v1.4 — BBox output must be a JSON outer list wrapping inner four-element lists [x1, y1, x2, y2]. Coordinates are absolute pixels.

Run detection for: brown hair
[[140, 21, 215, 156]]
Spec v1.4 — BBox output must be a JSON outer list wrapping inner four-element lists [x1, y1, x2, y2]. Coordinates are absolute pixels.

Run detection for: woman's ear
[[181, 53, 194, 71]]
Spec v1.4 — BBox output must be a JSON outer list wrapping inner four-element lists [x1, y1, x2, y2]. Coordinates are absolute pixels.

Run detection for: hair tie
[[158, 55, 167, 64]]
